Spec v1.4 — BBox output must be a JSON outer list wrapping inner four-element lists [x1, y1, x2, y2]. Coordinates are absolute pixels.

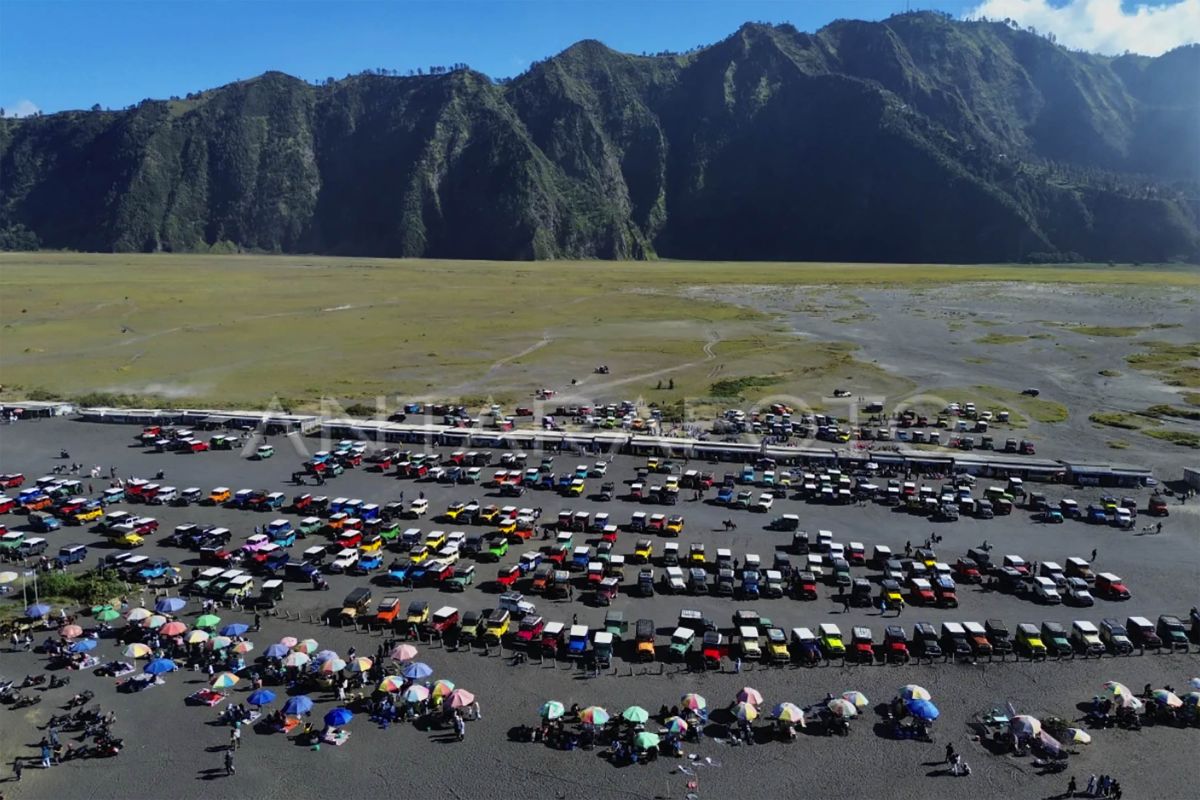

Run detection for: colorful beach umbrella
[[579, 706, 610, 726], [247, 689, 276, 707], [186, 629, 210, 645], [622, 705, 650, 724], [195, 614, 221, 629], [664, 715, 689, 734], [432, 679, 456, 697], [60, 624, 84, 639], [680, 693, 707, 711], [265, 643, 290, 659], [295, 638, 320, 655], [900, 684, 931, 701], [1189, 677, 1200, 691], [906, 699, 940, 721], [144, 658, 177, 675], [540, 700, 565, 720], [210, 671, 240, 689], [143, 614, 168, 629], [282, 652, 310, 668], [403, 685, 431, 702], [1102, 681, 1133, 697], [319, 658, 347, 674], [324, 707, 353, 726], [1010, 715, 1041, 736], [1152, 689, 1183, 708], [0, 571, 18, 585], [278, 636, 299, 648], [219, 623, 249, 637], [283, 695, 314, 715], [733, 701, 758, 721], [1065, 728, 1092, 744], [69, 638, 97, 653], [155, 597, 186, 614], [96, 608, 121, 623], [773, 703, 805, 725], [233, 641, 255, 654], [633, 731, 661, 750], [736, 687, 764, 706], [312, 649, 340, 664], [1183, 692, 1200, 708], [161, 621, 188, 637], [208, 635, 234, 650], [841, 691, 870, 709], [124, 643, 152, 658], [448, 689, 476, 709], [826, 698, 857, 719], [390, 643, 418, 661], [377, 675, 405, 693], [401, 661, 433, 680], [347, 656, 374, 673], [125, 607, 151, 622]]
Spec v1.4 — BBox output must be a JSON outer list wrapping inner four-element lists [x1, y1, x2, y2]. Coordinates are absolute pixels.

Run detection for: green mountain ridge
[[2, 12, 1198, 262]]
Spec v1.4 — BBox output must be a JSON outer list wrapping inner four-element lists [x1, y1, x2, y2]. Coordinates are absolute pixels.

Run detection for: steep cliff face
[[2, 14, 1197, 262]]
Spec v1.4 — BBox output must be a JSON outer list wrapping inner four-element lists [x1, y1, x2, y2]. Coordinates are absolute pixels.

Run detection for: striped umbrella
[[1010, 715, 1041, 736], [161, 621, 188, 637], [282, 652, 310, 668], [143, 615, 168, 629], [319, 658, 347, 674], [1183, 692, 1200, 708], [1102, 681, 1133, 697], [900, 684, 931, 701], [826, 698, 858, 719], [540, 700, 565, 720], [279, 636, 299, 648], [390, 643, 418, 661], [347, 656, 374, 673], [124, 642, 152, 658], [60, 624, 84, 639], [448, 689, 475, 709], [733, 701, 758, 721], [210, 671, 240, 689], [233, 641, 255, 654], [125, 607, 152, 622], [208, 635, 234, 650], [377, 675, 405, 693], [664, 715, 689, 734], [1065, 727, 1092, 744], [295, 638, 319, 655], [312, 650, 341, 665], [403, 685, 430, 702], [841, 691, 870, 709], [1152, 689, 1183, 708], [431, 679, 456, 698], [736, 687, 764, 706], [680, 693, 707, 711], [579, 706, 610, 725], [773, 702, 805, 724], [185, 629, 210, 645]]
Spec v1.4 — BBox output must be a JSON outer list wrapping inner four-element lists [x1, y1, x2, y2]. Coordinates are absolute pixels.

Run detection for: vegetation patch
[[37, 571, 130, 606], [709, 374, 786, 398], [1065, 325, 1143, 337], [1183, 392, 1200, 408], [1125, 341, 1200, 387], [1144, 404, 1200, 421], [1106, 440, 1130, 449], [974, 333, 1028, 345], [1143, 429, 1200, 448], [1088, 411, 1155, 430], [1097, 369, 1121, 377]]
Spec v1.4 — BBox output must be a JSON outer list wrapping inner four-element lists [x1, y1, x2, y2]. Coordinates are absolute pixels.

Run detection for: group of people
[[1067, 773, 1122, 799]]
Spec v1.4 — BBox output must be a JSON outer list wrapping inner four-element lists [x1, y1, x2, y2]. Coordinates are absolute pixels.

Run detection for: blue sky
[[1, 0, 1195, 116]]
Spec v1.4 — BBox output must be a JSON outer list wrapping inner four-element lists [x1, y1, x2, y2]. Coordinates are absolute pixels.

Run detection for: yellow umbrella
[[186, 629, 210, 645], [125, 607, 152, 622], [733, 701, 758, 721], [124, 643, 152, 658], [841, 691, 870, 708]]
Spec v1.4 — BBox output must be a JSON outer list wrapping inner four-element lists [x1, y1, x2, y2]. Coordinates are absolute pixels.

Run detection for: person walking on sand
[[1090, 549, 1097, 563], [230, 725, 241, 750], [224, 749, 235, 776], [945, 743, 956, 763], [1086, 774, 1096, 796], [12, 757, 22, 782], [1067, 775, 1077, 797]]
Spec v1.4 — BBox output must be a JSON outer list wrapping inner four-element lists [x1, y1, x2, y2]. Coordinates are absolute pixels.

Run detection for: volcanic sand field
[[0, 420, 1198, 799], [2, 254, 1198, 478]]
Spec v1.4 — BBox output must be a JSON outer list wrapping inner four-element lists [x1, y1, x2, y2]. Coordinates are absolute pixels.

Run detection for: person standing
[[1086, 774, 1097, 796], [224, 749, 235, 776], [1067, 775, 1077, 797], [1090, 548, 1097, 563], [12, 757, 22, 782], [40, 742, 52, 769], [230, 725, 241, 750], [945, 743, 956, 763]]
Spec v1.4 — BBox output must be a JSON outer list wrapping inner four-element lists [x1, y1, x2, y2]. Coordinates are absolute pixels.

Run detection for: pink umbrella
[[736, 687, 764, 706], [279, 636, 299, 648], [161, 621, 188, 637], [390, 643, 418, 661], [60, 624, 83, 639], [448, 689, 476, 708]]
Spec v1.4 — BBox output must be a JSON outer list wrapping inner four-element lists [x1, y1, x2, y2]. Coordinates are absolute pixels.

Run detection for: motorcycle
[[20, 673, 47, 688], [89, 736, 123, 758], [49, 674, 71, 689], [66, 690, 94, 708], [12, 693, 43, 709]]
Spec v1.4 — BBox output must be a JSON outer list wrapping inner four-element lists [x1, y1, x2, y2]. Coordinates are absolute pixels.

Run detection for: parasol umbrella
[[633, 731, 661, 750], [377, 675, 405, 693], [1010, 715, 1041, 736], [282, 652, 310, 668], [195, 614, 221, 629], [247, 689, 276, 707], [233, 641, 254, 654], [1110, 692, 1144, 711], [390, 643, 418, 661], [773, 703, 805, 725], [448, 689, 476, 709], [1037, 729, 1062, 755], [144, 658, 177, 675], [161, 621, 188, 637], [401, 661, 433, 680], [1064, 728, 1092, 745], [680, 693, 707, 711], [403, 685, 431, 702], [736, 687, 764, 706], [431, 679, 456, 697], [295, 638, 320, 655], [347, 656, 374, 674], [265, 643, 290, 659], [1190, 677, 1200, 691], [540, 700, 565, 720], [26, 603, 51, 618], [900, 684, 931, 701], [906, 699, 940, 721], [826, 698, 858, 719], [60, 624, 84, 639], [0, 571, 18, 585], [155, 597, 186, 614], [579, 706, 610, 726], [841, 691, 870, 709], [278, 636, 299, 648], [324, 707, 353, 727], [125, 607, 151, 622], [312, 649, 340, 665], [1183, 692, 1200, 708], [185, 629, 210, 645], [1102, 681, 1134, 699], [96, 608, 122, 623], [143, 615, 168, 629], [664, 716, 689, 734], [69, 638, 97, 653], [219, 623, 249, 637], [124, 643, 152, 658], [283, 695, 314, 715], [319, 658, 347, 674], [622, 705, 650, 724], [208, 635, 234, 650], [210, 671, 240, 689], [1152, 689, 1183, 708], [732, 701, 759, 722]]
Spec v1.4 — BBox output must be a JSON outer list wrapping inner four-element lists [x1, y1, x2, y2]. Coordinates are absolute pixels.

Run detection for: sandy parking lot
[[1, 419, 1197, 800]]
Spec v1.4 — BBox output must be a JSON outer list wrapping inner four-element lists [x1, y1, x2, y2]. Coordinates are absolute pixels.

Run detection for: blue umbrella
[[68, 639, 97, 653], [906, 699, 940, 722], [324, 707, 353, 726], [401, 661, 433, 680], [144, 658, 178, 675], [247, 689, 276, 707], [220, 623, 249, 637], [283, 695, 314, 715], [26, 603, 51, 618], [155, 597, 186, 614], [265, 643, 290, 659]]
